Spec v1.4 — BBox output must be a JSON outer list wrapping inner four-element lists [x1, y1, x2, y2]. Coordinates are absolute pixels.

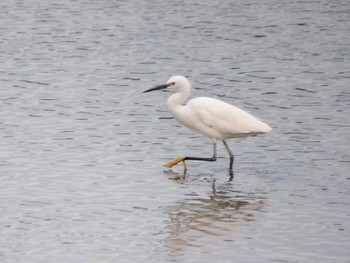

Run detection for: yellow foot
[[164, 157, 187, 173]]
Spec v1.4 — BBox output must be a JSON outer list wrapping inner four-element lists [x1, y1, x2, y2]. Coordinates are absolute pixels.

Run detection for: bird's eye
[[171, 82, 175, 85]]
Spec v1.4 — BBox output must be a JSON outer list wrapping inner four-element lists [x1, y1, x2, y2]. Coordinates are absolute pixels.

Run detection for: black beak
[[143, 83, 171, 93]]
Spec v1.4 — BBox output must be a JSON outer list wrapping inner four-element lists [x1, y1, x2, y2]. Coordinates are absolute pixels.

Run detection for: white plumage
[[173, 96, 271, 140], [144, 75, 271, 174]]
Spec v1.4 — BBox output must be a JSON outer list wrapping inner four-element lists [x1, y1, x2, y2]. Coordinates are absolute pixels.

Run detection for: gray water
[[1, 0, 349, 262]]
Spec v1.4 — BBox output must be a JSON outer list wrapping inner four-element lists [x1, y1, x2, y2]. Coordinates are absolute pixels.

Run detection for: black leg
[[222, 140, 234, 170], [184, 142, 217, 162]]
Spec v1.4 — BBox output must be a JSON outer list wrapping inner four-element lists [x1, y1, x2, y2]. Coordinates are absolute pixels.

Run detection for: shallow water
[[1, 0, 349, 262]]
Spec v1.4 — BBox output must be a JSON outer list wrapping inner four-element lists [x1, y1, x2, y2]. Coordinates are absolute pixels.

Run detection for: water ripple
[[1, 0, 349, 262]]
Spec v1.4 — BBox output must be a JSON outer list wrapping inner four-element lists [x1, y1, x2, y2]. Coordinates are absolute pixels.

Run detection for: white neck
[[167, 88, 190, 115]]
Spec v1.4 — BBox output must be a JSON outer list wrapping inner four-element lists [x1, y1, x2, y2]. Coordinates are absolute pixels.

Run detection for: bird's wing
[[194, 107, 241, 140], [189, 97, 239, 131], [196, 108, 216, 129], [189, 97, 271, 138]]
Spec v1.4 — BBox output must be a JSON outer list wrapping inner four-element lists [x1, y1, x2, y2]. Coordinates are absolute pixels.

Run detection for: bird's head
[[143, 75, 191, 93]]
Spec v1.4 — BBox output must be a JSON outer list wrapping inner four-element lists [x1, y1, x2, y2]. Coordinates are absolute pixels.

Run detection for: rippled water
[[1, 0, 349, 262]]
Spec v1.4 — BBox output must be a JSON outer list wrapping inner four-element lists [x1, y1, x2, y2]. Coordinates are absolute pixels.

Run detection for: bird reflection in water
[[161, 179, 266, 259]]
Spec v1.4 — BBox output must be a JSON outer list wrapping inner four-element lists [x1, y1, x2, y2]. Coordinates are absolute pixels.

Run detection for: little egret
[[143, 75, 271, 173]]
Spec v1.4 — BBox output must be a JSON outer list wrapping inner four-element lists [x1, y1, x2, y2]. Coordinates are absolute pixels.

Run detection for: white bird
[[143, 75, 271, 174]]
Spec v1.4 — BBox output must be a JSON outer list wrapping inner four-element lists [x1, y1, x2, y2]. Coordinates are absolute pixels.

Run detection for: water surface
[[1, 0, 349, 262]]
